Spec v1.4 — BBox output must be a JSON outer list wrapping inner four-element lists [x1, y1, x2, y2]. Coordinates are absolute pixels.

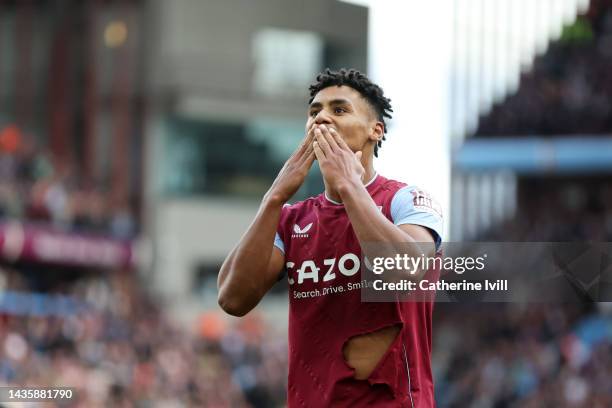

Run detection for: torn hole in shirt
[[342, 323, 403, 388]]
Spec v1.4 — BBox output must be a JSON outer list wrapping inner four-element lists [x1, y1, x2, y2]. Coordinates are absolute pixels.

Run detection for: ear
[[368, 121, 385, 143]]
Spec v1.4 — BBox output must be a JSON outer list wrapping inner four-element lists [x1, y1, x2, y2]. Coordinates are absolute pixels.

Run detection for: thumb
[[355, 151, 363, 161]]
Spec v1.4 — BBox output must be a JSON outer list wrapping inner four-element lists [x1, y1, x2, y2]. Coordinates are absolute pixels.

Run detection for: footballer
[[218, 68, 443, 407]]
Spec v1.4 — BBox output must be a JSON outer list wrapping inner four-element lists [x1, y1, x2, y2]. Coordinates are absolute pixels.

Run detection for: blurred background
[[0, 0, 610, 406]]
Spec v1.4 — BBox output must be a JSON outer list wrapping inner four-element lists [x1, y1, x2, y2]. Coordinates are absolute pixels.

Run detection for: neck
[[325, 159, 376, 204]]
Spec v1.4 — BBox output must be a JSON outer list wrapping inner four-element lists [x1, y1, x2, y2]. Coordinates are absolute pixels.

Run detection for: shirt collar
[[323, 173, 378, 205]]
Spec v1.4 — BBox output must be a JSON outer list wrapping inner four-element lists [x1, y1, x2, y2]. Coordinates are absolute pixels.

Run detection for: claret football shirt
[[274, 174, 443, 407]]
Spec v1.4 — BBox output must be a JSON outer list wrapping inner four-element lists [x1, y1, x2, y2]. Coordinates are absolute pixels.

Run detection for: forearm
[[217, 194, 284, 313], [338, 180, 412, 244], [338, 181, 433, 280]]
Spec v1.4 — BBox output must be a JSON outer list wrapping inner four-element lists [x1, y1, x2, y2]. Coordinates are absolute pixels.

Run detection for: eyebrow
[[308, 98, 353, 110]]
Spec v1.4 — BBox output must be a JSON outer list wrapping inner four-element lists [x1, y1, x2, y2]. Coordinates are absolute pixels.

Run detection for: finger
[[304, 149, 316, 166], [300, 128, 315, 149], [295, 127, 317, 158], [297, 147, 315, 167], [305, 126, 317, 147], [314, 128, 332, 155], [329, 127, 350, 151], [306, 124, 317, 138], [313, 141, 326, 161], [300, 128, 316, 152], [321, 125, 340, 151]]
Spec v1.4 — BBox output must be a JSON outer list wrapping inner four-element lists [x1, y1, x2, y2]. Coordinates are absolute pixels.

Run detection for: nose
[[314, 109, 333, 125]]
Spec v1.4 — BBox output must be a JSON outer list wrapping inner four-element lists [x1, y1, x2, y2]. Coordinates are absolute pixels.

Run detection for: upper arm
[[390, 185, 444, 250], [397, 224, 437, 258], [267, 211, 288, 284], [267, 246, 286, 285], [217, 206, 288, 316]]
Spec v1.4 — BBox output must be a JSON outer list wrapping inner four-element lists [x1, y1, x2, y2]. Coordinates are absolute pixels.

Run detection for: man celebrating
[[218, 68, 443, 407]]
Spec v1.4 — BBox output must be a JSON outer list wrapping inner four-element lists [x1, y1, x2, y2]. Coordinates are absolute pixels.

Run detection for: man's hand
[[265, 126, 316, 204], [313, 125, 365, 191]]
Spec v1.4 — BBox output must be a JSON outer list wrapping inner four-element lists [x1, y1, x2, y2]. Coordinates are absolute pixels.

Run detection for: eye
[[309, 110, 319, 117], [334, 107, 346, 114]]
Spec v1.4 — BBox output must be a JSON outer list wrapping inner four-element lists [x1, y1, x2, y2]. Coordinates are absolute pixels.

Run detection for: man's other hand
[[265, 126, 316, 204]]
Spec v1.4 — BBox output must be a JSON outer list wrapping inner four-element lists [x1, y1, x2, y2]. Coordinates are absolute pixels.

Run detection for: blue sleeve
[[274, 232, 285, 254], [390, 185, 444, 249], [274, 204, 291, 254]]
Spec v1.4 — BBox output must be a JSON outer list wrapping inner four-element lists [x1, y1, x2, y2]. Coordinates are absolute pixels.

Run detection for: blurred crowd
[[0, 126, 135, 239], [3, 258, 604, 408], [446, 0, 612, 403], [3, 261, 610, 408], [434, 303, 612, 408], [485, 179, 612, 242], [439, 179, 612, 407], [0, 1, 611, 407], [476, 0, 612, 136], [0, 268, 287, 408]]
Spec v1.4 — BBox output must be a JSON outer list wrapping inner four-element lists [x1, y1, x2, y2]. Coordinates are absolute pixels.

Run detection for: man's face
[[307, 85, 380, 154]]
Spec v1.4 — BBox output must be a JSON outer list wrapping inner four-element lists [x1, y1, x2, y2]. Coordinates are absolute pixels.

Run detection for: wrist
[[263, 191, 288, 207], [337, 177, 366, 199]]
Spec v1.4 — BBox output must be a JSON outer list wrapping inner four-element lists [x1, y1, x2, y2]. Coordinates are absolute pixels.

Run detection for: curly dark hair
[[308, 68, 393, 157]]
